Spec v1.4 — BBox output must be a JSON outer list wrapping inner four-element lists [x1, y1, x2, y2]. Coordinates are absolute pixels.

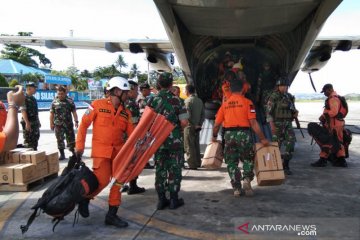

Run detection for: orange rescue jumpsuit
[[0, 101, 7, 132], [0, 132, 6, 152], [320, 91, 345, 158], [76, 98, 134, 206]]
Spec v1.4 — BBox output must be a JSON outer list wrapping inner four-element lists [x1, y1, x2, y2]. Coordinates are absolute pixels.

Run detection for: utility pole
[[70, 30, 75, 67]]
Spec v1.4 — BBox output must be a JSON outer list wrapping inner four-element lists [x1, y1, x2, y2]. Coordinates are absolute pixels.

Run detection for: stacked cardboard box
[[254, 142, 285, 186], [0, 149, 59, 185]]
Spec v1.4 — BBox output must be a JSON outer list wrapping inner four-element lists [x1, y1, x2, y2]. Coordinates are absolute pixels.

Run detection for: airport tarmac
[[0, 104, 359, 240]]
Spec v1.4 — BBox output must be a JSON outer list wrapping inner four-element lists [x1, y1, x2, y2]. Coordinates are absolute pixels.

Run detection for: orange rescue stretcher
[[112, 106, 175, 183]]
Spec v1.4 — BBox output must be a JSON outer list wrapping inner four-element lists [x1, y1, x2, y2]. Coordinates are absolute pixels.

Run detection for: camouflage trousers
[[224, 130, 255, 190], [154, 149, 183, 194], [21, 121, 40, 150], [272, 120, 296, 160], [54, 124, 75, 151]]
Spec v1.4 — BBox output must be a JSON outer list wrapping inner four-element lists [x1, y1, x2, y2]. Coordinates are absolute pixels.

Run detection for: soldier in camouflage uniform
[[256, 62, 278, 111], [50, 86, 79, 160], [20, 82, 40, 150], [123, 80, 146, 195], [147, 73, 189, 210], [212, 75, 269, 197], [266, 77, 298, 175]]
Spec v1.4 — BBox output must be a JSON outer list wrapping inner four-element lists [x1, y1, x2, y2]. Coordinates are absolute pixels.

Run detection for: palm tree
[[130, 63, 140, 79], [115, 55, 128, 73]]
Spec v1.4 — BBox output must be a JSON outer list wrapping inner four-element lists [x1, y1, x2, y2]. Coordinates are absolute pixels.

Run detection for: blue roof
[[0, 59, 47, 75]]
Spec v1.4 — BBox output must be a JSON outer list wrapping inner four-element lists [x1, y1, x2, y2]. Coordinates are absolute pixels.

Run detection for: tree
[[129, 63, 140, 79], [114, 55, 128, 73], [9, 79, 19, 87], [93, 65, 120, 79], [0, 32, 52, 68], [0, 74, 8, 87], [21, 73, 41, 84], [80, 69, 92, 78]]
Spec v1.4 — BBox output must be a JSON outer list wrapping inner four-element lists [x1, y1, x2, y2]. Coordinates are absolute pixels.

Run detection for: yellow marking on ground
[[0, 192, 32, 231]]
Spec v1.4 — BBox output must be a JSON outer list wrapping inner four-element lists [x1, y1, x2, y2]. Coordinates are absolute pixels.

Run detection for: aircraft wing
[[0, 35, 175, 72], [0, 35, 173, 53], [301, 35, 360, 73]]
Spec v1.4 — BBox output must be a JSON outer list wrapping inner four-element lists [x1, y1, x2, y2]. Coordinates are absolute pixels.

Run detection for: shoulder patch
[[250, 104, 256, 113]]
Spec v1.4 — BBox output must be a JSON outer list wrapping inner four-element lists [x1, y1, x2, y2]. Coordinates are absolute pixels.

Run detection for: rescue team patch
[[99, 108, 111, 113], [250, 104, 256, 113]]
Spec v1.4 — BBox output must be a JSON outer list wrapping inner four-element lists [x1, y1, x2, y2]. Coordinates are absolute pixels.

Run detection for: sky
[[0, 0, 360, 94]]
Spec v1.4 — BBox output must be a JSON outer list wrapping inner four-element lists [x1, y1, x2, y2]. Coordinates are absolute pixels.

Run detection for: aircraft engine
[[146, 51, 174, 72], [301, 45, 332, 73]]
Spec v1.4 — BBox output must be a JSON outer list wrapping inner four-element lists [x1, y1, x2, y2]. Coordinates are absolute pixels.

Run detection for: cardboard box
[[13, 164, 37, 184], [254, 142, 285, 186], [201, 141, 223, 169], [45, 151, 59, 162], [35, 160, 48, 178], [20, 151, 46, 164], [0, 163, 18, 184], [0, 151, 7, 165], [7, 148, 33, 164]]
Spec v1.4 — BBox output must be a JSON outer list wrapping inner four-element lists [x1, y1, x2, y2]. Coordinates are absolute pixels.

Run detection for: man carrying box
[[212, 72, 269, 197]]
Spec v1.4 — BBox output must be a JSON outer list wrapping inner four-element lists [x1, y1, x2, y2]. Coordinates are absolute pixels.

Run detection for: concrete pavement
[[0, 109, 359, 239]]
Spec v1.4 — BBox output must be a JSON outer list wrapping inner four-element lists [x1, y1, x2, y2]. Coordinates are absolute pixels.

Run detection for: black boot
[[332, 157, 348, 167], [78, 199, 90, 218], [283, 160, 292, 175], [169, 192, 184, 210], [127, 179, 145, 195], [157, 192, 170, 210], [311, 157, 327, 167], [105, 206, 128, 228], [59, 149, 66, 160]]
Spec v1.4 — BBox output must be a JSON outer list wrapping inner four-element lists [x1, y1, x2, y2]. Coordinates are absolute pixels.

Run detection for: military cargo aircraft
[[1, 0, 359, 101]]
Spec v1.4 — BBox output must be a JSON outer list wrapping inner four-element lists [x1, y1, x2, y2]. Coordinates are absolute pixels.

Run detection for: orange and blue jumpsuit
[[76, 98, 134, 206], [320, 91, 345, 159]]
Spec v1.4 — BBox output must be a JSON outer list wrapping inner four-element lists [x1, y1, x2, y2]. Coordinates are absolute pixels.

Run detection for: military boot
[[127, 179, 146, 195], [283, 160, 292, 175], [243, 178, 254, 197], [311, 158, 327, 167], [157, 192, 170, 210], [169, 192, 184, 210], [105, 206, 128, 228], [59, 149, 66, 160], [332, 157, 348, 167], [78, 199, 90, 218]]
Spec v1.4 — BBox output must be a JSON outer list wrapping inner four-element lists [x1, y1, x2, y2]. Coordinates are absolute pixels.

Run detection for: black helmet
[[276, 77, 289, 86]]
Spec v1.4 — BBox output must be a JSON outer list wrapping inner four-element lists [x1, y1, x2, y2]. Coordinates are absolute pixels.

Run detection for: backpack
[[343, 128, 352, 158], [326, 95, 348, 119], [20, 156, 99, 234], [307, 122, 340, 155]]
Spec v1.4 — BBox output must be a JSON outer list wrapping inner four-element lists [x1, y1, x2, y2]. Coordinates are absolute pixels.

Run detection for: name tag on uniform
[[99, 108, 111, 113]]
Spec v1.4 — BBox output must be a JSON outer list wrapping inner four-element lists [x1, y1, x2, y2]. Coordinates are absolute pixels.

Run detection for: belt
[[224, 127, 250, 131]]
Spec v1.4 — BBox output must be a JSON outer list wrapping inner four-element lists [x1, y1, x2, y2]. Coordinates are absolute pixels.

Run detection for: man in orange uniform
[[75, 76, 133, 228], [212, 78, 269, 197], [0, 100, 7, 132], [0, 86, 25, 152], [311, 83, 347, 167]]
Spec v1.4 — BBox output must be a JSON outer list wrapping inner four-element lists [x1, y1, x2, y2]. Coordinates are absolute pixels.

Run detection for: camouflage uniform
[[20, 94, 40, 150], [257, 70, 277, 111], [125, 98, 140, 125], [224, 129, 255, 190], [50, 96, 76, 151], [148, 89, 188, 194], [266, 90, 296, 166]]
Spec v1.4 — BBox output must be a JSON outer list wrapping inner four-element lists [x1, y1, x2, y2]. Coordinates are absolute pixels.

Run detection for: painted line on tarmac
[[92, 196, 234, 240], [0, 192, 33, 232]]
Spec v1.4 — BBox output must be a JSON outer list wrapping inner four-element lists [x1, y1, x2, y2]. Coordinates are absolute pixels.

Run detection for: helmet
[[276, 77, 289, 86], [106, 76, 130, 91]]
